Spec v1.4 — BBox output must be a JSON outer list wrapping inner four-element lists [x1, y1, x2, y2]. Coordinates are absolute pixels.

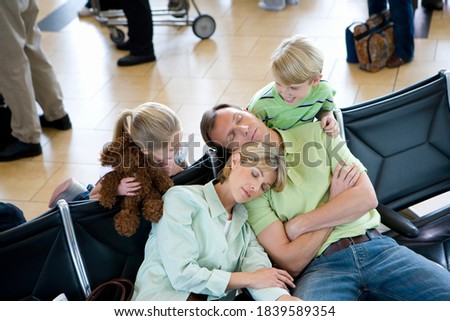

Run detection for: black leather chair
[[385, 206, 450, 271], [0, 208, 86, 300], [75, 148, 228, 298], [0, 149, 226, 300], [171, 147, 226, 185], [338, 69, 450, 270]]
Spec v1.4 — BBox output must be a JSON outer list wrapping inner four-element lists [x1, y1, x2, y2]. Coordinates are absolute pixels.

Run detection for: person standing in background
[[258, 0, 299, 11], [0, 0, 72, 162], [368, 0, 415, 68], [77, 0, 122, 17], [116, 0, 156, 66], [0, 94, 13, 150], [421, 0, 444, 11]]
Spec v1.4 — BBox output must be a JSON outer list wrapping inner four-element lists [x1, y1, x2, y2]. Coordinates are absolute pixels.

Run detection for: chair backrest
[[0, 209, 86, 300], [171, 147, 226, 185], [340, 69, 450, 211], [68, 200, 151, 299], [71, 149, 228, 299]]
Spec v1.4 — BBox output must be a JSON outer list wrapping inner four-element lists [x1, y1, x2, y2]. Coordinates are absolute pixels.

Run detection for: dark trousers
[[86, 0, 122, 10], [368, 0, 415, 61], [120, 0, 155, 56]]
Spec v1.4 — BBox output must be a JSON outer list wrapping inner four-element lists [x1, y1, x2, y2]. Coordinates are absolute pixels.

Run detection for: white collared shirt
[[132, 180, 288, 301]]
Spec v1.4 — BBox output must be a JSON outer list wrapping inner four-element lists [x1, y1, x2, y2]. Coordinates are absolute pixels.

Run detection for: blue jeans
[[0, 202, 26, 232], [368, 0, 415, 61], [73, 184, 94, 201], [292, 236, 450, 300]]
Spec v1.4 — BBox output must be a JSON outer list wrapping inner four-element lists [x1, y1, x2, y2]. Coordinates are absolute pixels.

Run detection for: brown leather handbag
[[86, 278, 134, 301]]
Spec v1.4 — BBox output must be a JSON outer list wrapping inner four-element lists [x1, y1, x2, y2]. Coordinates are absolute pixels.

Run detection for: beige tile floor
[[1, 0, 449, 221]]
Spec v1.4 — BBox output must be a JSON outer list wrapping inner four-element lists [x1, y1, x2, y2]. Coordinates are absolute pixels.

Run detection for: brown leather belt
[[320, 228, 381, 257]]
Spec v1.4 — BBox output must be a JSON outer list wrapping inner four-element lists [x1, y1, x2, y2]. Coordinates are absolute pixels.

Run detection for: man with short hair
[[200, 103, 450, 300]]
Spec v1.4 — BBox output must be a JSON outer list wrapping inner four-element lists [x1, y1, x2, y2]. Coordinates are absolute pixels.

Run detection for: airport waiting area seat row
[[0, 70, 449, 300]]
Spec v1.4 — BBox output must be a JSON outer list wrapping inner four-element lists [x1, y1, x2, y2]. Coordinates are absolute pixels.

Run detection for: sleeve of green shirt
[[324, 129, 365, 174], [239, 225, 290, 301], [247, 83, 273, 119], [245, 189, 280, 236], [318, 81, 336, 112], [248, 98, 268, 122]]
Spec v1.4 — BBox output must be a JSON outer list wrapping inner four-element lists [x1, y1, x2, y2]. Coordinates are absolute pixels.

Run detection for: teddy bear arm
[[142, 197, 164, 223], [98, 172, 122, 208]]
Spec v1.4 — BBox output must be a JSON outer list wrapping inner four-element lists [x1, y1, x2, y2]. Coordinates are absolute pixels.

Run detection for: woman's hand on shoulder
[[249, 267, 295, 291]]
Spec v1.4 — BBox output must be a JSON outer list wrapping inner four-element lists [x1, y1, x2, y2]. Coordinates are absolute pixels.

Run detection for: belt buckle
[[365, 228, 379, 240]]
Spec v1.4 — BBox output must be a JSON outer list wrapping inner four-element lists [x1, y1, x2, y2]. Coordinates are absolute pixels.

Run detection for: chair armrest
[[333, 108, 346, 141], [377, 203, 420, 238]]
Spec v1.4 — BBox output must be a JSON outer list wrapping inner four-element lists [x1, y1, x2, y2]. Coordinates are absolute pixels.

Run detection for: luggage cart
[[90, 0, 216, 44]]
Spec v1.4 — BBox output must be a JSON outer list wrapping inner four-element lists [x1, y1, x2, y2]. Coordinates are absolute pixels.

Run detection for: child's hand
[[320, 115, 340, 138], [117, 177, 141, 196]]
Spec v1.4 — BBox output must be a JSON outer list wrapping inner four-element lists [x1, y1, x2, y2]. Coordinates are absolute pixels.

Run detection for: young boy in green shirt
[[247, 35, 339, 137]]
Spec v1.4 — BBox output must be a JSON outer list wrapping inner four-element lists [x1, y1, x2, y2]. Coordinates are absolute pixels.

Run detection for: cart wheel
[[110, 28, 125, 44], [192, 15, 216, 39]]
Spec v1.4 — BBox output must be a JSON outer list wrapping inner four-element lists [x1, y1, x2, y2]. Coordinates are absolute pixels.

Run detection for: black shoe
[[168, 0, 188, 17], [0, 93, 6, 106], [168, 0, 184, 11], [386, 55, 409, 68], [116, 41, 131, 51], [0, 105, 12, 149], [0, 133, 13, 150], [0, 138, 42, 162], [117, 54, 156, 67], [422, 0, 443, 10], [39, 114, 72, 130]]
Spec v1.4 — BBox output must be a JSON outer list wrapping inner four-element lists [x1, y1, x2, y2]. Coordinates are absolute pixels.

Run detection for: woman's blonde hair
[[217, 141, 287, 192], [271, 35, 323, 85], [113, 102, 181, 153]]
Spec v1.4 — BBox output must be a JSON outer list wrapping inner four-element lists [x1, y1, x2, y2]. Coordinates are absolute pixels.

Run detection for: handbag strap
[[86, 278, 134, 301], [354, 21, 393, 41]]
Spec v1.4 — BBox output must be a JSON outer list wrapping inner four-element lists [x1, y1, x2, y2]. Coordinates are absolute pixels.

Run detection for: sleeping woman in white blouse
[[132, 141, 301, 301]]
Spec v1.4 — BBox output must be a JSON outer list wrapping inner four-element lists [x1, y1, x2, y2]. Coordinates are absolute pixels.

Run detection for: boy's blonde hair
[[217, 141, 287, 193], [113, 102, 182, 153], [271, 35, 324, 85]]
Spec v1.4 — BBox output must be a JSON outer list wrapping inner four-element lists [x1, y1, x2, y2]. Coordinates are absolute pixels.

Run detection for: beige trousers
[[0, 0, 67, 144]]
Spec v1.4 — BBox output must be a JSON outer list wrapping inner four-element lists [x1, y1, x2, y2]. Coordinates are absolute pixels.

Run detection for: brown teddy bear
[[98, 134, 174, 237]]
